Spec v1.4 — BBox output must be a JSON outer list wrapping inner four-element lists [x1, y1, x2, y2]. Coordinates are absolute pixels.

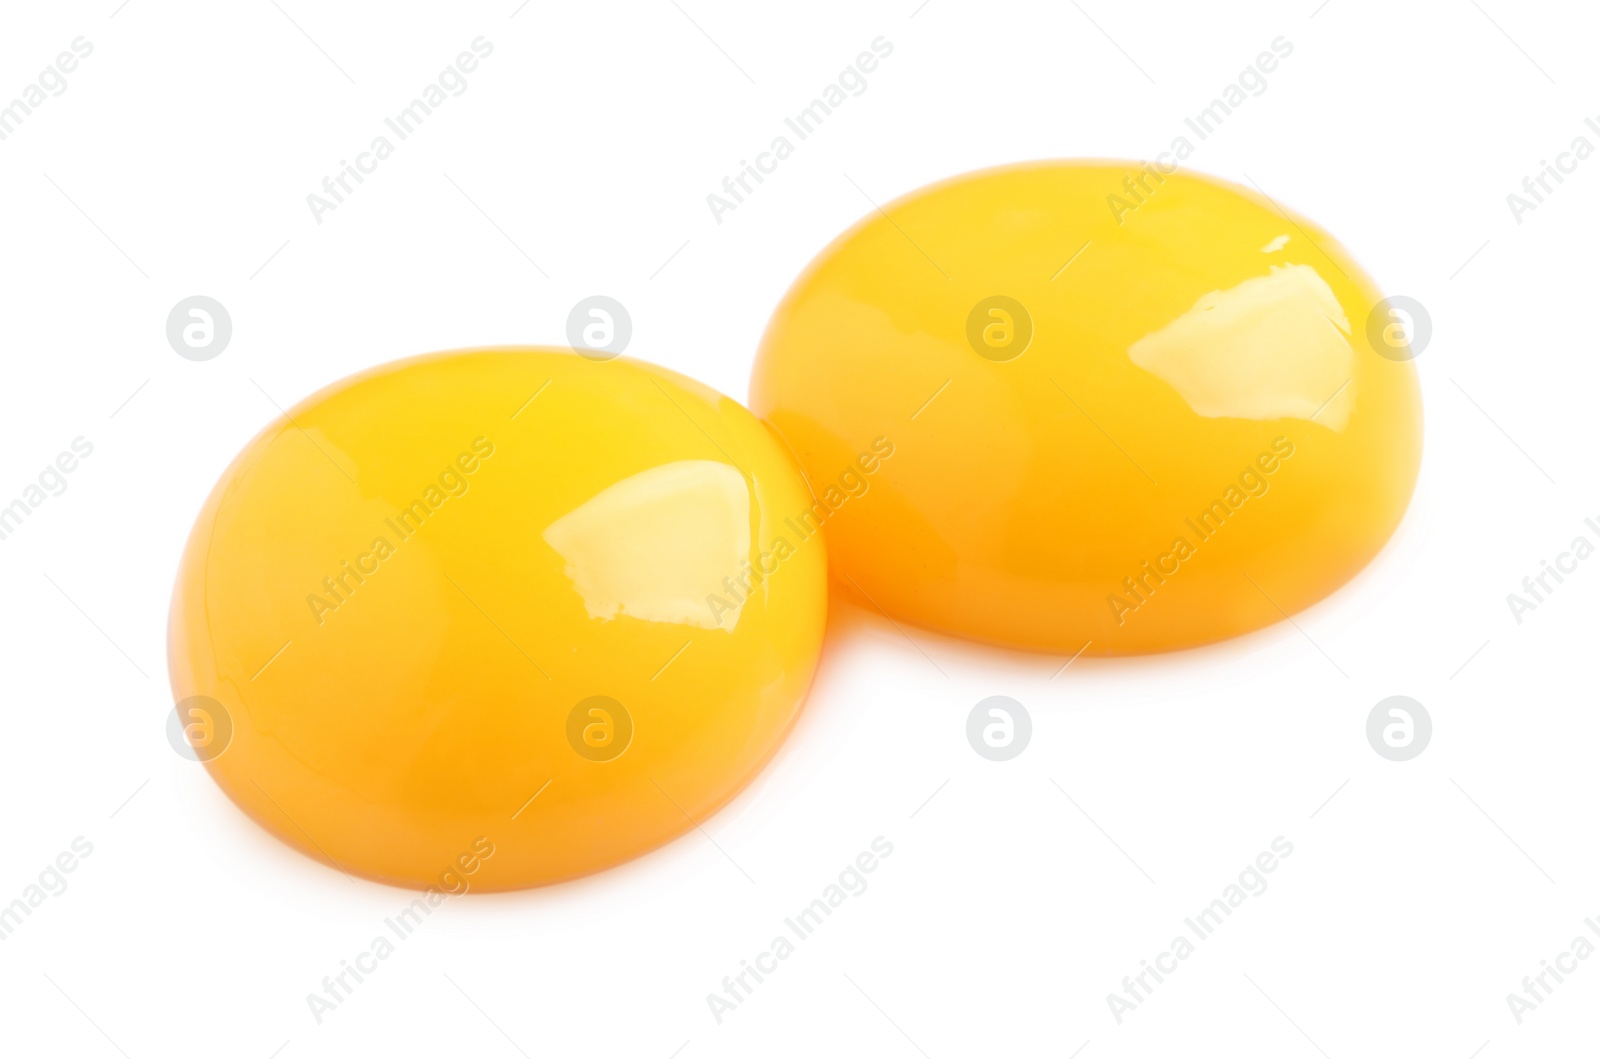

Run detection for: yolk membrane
[[168, 348, 826, 890], [750, 161, 1423, 655]]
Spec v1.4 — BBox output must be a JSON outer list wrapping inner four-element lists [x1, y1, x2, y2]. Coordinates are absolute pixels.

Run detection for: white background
[[1, 1, 1595, 1055]]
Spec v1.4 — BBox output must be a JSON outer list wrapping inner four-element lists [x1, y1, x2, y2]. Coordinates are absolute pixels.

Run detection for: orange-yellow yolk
[[750, 162, 1423, 655], [168, 349, 827, 891]]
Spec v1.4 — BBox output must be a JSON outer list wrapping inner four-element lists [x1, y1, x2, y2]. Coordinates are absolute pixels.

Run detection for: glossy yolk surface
[[750, 162, 1423, 655], [168, 349, 826, 891]]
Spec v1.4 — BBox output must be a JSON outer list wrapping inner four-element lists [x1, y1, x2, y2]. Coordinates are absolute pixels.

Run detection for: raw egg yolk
[[168, 348, 826, 890], [751, 162, 1422, 656]]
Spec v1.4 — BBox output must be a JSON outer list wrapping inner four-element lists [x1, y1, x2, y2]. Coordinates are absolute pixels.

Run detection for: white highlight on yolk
[[543, 460, 751, 629], [1128, 264, 1355, 430]]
